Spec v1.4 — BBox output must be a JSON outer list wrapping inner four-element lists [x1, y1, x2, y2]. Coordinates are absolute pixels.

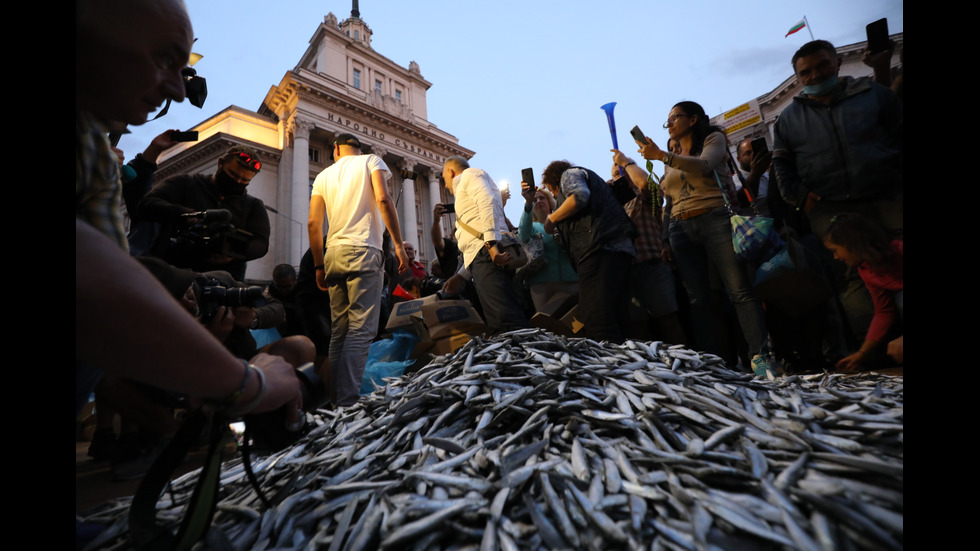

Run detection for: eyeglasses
[[663, 113, 690, 128], [232, 152, 262, 171]]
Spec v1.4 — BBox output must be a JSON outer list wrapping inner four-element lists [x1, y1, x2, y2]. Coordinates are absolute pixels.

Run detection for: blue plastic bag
[[360, 330, 421, 394], [360, 359, 415, 395], [250, 327, 282, 349]]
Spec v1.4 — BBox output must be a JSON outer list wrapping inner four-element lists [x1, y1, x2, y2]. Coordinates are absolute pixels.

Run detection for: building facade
[[153, 9, 473, 282]]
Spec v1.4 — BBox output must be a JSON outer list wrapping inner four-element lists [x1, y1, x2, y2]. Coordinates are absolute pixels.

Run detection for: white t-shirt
[[311, 154, 390, 250]]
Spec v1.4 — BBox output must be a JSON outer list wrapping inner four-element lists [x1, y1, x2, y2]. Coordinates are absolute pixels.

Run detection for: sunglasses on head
[[232, 151, 262, 171]]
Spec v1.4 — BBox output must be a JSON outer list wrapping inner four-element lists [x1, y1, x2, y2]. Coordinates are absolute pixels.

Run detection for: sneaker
[[751, 354, 777, 380]]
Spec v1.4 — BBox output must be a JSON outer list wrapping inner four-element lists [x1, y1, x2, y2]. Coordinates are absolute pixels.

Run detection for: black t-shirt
[[438, 237, 461, 276]]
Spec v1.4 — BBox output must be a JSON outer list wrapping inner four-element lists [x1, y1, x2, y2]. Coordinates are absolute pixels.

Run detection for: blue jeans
[[324, 245, 384, 406], [668, 207, 768, 357], [469, 248, 529, 335]]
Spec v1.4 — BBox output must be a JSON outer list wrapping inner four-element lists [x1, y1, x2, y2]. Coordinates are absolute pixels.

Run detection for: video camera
[[171, 209, 255, 266], [192, 274, 267, 324]]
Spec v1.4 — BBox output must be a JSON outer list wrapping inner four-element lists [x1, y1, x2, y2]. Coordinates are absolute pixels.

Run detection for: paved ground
[[75, 439, 219, 515]]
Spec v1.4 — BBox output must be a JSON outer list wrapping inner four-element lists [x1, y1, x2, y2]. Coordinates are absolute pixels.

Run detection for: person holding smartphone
[[636, 101, 776, 379], [517, 179, 578, 316]]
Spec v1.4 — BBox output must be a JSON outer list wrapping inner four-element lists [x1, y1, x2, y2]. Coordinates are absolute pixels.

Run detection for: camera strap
[[129, 409, 232, 551]]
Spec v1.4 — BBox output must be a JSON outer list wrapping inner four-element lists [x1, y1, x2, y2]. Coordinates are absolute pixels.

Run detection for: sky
[[117, 0, 903, 227]]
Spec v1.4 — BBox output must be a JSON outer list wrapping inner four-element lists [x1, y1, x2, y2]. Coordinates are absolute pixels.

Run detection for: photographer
[[196, 269, 316, 369], [90, 257, 314, 479], [138, 145, 271, 281], [76, 0, 301, 426]]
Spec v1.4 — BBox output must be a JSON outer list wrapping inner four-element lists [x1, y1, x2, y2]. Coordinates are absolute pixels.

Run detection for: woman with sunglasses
[[635, 101, 775, 379]]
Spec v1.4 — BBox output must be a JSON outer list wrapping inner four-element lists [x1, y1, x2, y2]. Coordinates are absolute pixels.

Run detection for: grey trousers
[[325, 245, 384, 407]]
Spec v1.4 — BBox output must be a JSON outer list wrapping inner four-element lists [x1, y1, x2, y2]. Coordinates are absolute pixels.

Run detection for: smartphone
[[630, 125, 649, 145], [866, 18, 889, 54], [171, 130, 199, 142], [751, 137, 768, 156], [521, 167, 535, 187], [443, 203, 455, 214]]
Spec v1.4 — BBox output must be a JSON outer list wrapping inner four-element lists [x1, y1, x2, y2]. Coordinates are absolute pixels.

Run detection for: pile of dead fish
[[80, 328, 903, 550]]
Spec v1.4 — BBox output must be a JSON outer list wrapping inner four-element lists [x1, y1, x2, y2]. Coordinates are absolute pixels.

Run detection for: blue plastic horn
[[601, 102, 624, 176]]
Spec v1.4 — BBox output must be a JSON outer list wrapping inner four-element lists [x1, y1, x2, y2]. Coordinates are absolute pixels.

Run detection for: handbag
[[714, 170, 784, 264], [456, 218, 528, 271], [516, 231, 548, 280]]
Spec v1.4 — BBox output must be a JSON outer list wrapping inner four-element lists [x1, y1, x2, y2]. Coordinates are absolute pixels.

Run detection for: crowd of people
[[76, 0, 902, 519], [399, 38, 903, 380]]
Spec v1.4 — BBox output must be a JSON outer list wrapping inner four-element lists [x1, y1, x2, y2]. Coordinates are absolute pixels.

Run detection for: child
[[823, 214, 903, 371]]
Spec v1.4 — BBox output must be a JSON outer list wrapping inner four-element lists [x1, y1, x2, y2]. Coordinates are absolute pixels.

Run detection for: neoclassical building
[[152, 8, 473, 282]]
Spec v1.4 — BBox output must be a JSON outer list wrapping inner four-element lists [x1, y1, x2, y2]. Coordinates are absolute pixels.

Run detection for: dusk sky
[[117, 0, 903, 229]]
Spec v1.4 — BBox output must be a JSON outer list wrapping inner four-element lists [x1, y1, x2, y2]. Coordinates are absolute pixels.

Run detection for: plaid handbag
[[714, 171, 784, 263]]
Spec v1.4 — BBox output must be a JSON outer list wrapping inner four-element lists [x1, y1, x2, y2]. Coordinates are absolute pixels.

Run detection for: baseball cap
[[333, 133, 362, 148]]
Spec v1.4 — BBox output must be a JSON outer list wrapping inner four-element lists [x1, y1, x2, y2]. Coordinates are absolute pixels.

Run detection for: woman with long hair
[[823, 213, 903, 370], [636, 101, 775, 378]]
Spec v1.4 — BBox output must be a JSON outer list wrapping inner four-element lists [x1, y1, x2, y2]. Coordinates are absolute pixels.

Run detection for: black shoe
[[87, 428, 116, 461]]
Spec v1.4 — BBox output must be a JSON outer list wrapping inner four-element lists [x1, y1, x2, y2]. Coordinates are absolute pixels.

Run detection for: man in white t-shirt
[[308, 133, 408, 406]]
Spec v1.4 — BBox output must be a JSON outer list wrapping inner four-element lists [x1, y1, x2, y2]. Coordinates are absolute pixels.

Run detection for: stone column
[[428, 169, 443, 220], [392, 157, 417, 250], [290, 119, 312, 264], [425, 169, 445, 264]]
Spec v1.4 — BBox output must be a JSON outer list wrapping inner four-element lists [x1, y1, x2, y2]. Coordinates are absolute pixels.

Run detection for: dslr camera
[[192, 275, 267, 324]]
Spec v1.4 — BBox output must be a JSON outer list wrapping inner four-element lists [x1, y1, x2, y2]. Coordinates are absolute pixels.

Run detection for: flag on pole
[[785, 18, 806, 37]]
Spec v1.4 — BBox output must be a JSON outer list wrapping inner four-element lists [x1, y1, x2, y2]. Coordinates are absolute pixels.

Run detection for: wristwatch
[[485, 240, 498, 250]]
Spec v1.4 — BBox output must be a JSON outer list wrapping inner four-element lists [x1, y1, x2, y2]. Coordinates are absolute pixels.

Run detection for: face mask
[[803, 75, 839, 96], [214, 169, 247, 196]]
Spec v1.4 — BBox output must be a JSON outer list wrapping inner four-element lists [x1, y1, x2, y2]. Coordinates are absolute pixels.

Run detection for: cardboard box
[[530, 311, 574, 337], [389, 298, 486, 360], [430, 332, 475, 356], [560, 305, 585, 335], [385, 294, 441, 331], [421, 300, 486, 341]]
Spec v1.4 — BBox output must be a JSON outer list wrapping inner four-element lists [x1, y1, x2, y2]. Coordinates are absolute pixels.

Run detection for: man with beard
[[139, 145, 270, 281]]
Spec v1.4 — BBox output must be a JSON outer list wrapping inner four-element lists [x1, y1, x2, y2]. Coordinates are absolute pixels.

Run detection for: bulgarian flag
[[786, 18, 806, 37]]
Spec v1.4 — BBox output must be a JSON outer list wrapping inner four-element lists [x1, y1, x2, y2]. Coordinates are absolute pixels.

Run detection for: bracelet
[[223, 360, 252, 408], [226, 366, 266, 417], [623, 161, 636, 168]]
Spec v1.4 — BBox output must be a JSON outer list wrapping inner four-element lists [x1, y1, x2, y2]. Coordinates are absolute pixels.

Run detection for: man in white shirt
[[440, 156, 528, 334], [308, 133, 408, 406]]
